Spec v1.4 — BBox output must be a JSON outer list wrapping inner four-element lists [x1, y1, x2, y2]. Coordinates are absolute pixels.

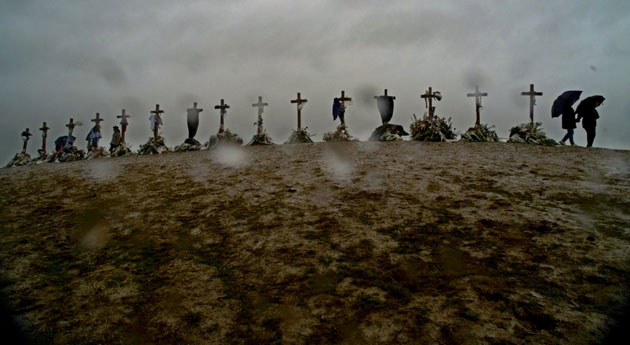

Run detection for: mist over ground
[[1, 0, 628, 162]]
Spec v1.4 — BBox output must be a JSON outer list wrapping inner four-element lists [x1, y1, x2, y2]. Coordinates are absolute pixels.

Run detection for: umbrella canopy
[[552, 90, 582, 118], [577, 95, 606, 114]]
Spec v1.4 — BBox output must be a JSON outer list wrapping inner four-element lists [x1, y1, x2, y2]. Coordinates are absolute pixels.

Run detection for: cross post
[[91, 113, 104, 128], [117, 109, 131, 142], [150, 104, 164, 140], [66, 118, 76, 136], [22, 128, 31, 153], [521, 84, 543, 124], [252, 96, 269, 135], [421, 87, 441, 119], [39, 122, 50, 154], [338, 90, 352, 125], [467, 85, 488, 126], [291, 92, 308, 130], [214, 99, 230, 133]]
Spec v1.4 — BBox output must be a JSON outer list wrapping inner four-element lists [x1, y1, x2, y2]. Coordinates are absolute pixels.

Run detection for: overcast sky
[[1, 0, 628, 162]]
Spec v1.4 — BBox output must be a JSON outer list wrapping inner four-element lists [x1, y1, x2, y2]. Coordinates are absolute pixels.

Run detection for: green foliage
[[138, 137, 171, 155], [110, 143, 133, 157], [5, 152, 31, 167], [460, 124, 499, 142], [508, 122, 557, 146], [285, 128, 314, 144], [323, 124, 357, 142], [247, 131, 273, 146], [206, 129, 244, 149], [410, 114, 457, 142]]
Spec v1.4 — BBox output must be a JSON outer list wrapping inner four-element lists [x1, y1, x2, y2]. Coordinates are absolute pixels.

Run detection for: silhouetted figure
[[576, 95, 605, 148], [560, 102, 578, 145], [110, 126, 121, 152]]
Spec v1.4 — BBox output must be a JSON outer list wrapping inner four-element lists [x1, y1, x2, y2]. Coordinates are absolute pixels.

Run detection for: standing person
[[576, 95, 605, 148], [559, 100, 578, 145], [110, 126, 121, 152]]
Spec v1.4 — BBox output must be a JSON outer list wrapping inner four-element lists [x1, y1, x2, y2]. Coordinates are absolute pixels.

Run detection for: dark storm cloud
[[1, 0, 629, 162]]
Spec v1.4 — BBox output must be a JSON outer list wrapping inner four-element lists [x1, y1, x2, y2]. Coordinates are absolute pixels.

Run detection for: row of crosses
[[19, 85, 545, 153]]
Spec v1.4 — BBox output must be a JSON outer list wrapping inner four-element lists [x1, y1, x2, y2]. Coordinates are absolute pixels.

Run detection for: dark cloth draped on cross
[[375, 89, 395, 125]]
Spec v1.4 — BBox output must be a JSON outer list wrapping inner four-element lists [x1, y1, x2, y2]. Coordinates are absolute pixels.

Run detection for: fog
[[1, 0, 628, 163]]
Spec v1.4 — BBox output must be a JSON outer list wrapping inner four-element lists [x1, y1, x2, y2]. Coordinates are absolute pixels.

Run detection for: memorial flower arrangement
[[410, 113, 457, 142], [460, 124, 499, 142], [86, 147, 109, 160], [285, 128, 314, 144], [369, 124, 409, 142], [247, 131, 274, 146], [56, 147, 85, 162], [205, 129, 244, 149], [28, 149, 50, 165], [138, 137, 171, 155], [110, 143, 133, 157], [508, 122, 557, 146], [323, 124, 357, 142], [174, 138, 202, 152], [5, 152, 31, 168]]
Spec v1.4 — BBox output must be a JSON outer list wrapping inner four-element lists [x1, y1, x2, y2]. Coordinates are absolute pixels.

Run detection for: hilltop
[[1, 141, 630, 344]]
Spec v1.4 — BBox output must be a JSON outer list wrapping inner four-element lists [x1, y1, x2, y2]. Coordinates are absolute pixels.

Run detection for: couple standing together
[[560, 95, 605, 147]]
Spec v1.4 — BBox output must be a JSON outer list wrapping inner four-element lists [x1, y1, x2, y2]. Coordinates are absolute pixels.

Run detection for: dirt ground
[[1, 141, 630, 344]]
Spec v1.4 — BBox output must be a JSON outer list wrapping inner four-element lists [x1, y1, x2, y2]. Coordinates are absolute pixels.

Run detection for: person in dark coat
[[559, 100, 578, 145], [110, 126, 121, 152], [576, 95, 605, 148]]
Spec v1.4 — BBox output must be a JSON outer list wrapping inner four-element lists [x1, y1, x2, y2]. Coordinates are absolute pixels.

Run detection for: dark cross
[[291, 92, 308, 130], [214, 99, 230, 133], [338, 90, 352, 125], [66, 118, 76, 136], [91, 113, 104, 128], [39, 122, 50, 154], [150, 104, 164, 140], [252, 96, 269, 135], [117, 109, 131, 142], [521, 84, 543, 124], [421, 87, 440, 119], [467, 85, 488, 126], [374, 89, 396, 99], [21, 128, 32, 153]]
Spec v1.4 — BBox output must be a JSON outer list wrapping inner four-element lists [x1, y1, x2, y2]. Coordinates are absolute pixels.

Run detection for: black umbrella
[[552, 90, 582, 118], [576, 95, 606, 114]]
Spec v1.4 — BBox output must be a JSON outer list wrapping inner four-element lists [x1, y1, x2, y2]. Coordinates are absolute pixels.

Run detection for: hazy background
[[1, 0, 628, 162]]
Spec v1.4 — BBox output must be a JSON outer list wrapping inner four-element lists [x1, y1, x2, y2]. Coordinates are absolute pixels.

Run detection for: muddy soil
[[1, 141, 630, 344]]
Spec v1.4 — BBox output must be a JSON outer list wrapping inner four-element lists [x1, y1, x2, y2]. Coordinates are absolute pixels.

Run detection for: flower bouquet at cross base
[[174, 138, 202, 152], [507, 122, 557, 146], [55, 146, 85, 163], [138, 136, 171, 155], [86, 147, 109, 160], [323, 124, 358, 142], [247, 131, 273, 146], [369, 124, 409, 142], [5, 152, 31, 168], [285, 128, 315, 144], [110, 143, 133, 157], [460, 124, 499, 142], [28, 149, 50, 165], [205, 129, 244, 150], [409, 113, 457, 142]]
